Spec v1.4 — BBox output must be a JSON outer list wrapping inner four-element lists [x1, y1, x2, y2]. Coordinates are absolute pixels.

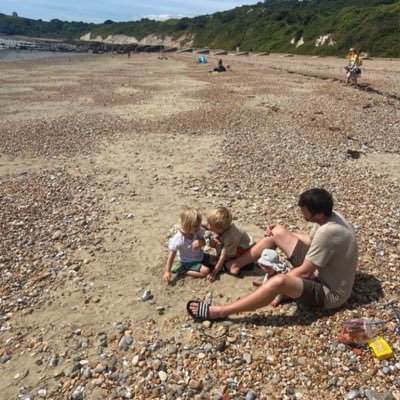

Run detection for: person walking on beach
[[344, 48, 362, 86], [205, 206, 255, 282], [187, 188, 358, 320], [163, 207, 215, 281]]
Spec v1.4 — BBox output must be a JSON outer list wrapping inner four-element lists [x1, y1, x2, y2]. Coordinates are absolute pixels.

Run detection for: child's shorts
[[236, 245, 253, 257], [172, 253, 213, 273]]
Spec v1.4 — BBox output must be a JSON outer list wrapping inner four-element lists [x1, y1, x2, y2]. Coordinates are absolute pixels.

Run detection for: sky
[[1, 1, 259, 24]]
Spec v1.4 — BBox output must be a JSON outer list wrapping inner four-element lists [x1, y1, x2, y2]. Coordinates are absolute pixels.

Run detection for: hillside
[[1, 0, 400, 57]]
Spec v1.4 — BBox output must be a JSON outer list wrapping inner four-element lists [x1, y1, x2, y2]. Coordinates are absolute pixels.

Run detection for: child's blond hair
[[180, 207, 202, 232], [207, 206, 232, 233]]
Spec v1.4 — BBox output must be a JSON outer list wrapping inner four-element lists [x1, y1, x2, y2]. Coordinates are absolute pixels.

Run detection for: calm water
[[0, 37, 81, 62], [0, 49, 80, 62]]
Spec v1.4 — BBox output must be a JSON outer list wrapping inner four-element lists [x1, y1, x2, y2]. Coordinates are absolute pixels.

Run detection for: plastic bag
[[338, 319, 383, 345]]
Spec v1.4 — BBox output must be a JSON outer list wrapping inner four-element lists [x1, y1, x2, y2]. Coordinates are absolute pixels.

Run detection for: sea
[[0, 37, 82, 62]]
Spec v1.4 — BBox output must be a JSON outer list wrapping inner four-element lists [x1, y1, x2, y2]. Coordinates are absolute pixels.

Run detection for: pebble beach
[[0, 52, 399, 400]]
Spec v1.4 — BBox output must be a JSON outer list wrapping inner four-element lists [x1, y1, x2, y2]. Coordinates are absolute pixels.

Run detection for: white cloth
[[169, 229, 205, 263]]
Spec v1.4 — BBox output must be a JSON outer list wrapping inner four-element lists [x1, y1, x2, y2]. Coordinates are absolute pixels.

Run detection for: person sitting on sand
[[187, 188, 358, 320], [163, 207, 215, 281], [211, 59, 227, 73], [344, 48, 362, 86], [205, 206, 255, 283]]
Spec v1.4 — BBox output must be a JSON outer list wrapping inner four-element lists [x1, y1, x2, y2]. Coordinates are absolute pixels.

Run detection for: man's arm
[[288, 258, 317, 280]]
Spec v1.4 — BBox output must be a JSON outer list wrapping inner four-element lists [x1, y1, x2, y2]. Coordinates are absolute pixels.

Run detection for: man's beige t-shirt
[[306, 212, 358, 309], [221, 223, 254, 258]]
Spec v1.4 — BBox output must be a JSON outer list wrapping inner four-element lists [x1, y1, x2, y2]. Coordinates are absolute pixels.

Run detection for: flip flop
[[186, 300, 210, 321]]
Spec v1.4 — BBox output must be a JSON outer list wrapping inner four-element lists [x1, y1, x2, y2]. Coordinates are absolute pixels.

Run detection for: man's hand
[[162, 271, 172, 282], [264, 225, 276, 237]]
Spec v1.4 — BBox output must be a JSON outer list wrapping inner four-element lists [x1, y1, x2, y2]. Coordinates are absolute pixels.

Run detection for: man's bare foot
[[271, 295, 282, 307]]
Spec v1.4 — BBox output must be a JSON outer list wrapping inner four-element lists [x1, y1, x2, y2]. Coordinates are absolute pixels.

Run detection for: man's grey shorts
[[288, 239, 326, 307]]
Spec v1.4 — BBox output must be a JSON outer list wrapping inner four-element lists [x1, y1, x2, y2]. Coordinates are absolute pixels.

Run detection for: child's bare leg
[[186, 266, 210, 278], [226, 238, 272, 275], [228, 226, 305, 275]]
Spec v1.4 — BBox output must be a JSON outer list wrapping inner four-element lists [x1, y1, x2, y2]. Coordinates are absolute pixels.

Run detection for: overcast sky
[[1, 1, 258, 23]]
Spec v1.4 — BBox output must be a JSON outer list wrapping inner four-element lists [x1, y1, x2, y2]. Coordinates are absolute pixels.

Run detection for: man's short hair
[[298, 188, 333, 217]]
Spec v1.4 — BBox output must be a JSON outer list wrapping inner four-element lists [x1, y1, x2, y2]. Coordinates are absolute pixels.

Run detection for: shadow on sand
[[231, 271, 384, 327]]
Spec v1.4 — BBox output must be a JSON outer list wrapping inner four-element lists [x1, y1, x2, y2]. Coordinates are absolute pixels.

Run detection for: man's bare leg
[[188, 273, 304, 319], [227, 225, 307, 275]]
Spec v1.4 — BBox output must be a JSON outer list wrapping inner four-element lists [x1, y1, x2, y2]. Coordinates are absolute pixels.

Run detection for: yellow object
[[368, 337, 394, 360]]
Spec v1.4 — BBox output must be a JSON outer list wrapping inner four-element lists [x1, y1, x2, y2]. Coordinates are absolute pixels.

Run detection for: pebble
[[382, 394, 396, 400], [37, 389, 47, 398], [1, 354, 11, 364], [189, 379, 202, 390], [348, 389, 361, 399], [243, 352, 252, 364], [158, 370, 167, 382], [246, 391, 256, 400], [131, 355, 139, 366], [202, 320, 212, 329], [71, 386, 84, 400], [365, 389, 383, 400], [119, 335, 133, 351]]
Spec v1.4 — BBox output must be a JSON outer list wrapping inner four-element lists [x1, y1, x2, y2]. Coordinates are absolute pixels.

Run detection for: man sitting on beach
[[187, 188, 358, 320]]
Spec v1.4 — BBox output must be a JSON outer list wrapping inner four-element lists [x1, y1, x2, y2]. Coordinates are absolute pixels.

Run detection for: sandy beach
[[0, 52, 399, 399]]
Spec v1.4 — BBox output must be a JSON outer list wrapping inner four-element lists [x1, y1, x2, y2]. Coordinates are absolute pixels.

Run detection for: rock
[[0, 354, 11, 364], [158, 370, 167, 382], [37, 389, 47, 398], [119, 335, 133, 351], [132, 355, 139, 366], [216, 341, 226, 352], [71, 386, 84, 400], [365, 389, 383, 400], [202, 320, 211, 329], [189, 379, 202, 390], [246, 391, 256, 400], [382, 394, 396, 400], [243, 352, 252, 364], [348, 389, 361, 399]]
